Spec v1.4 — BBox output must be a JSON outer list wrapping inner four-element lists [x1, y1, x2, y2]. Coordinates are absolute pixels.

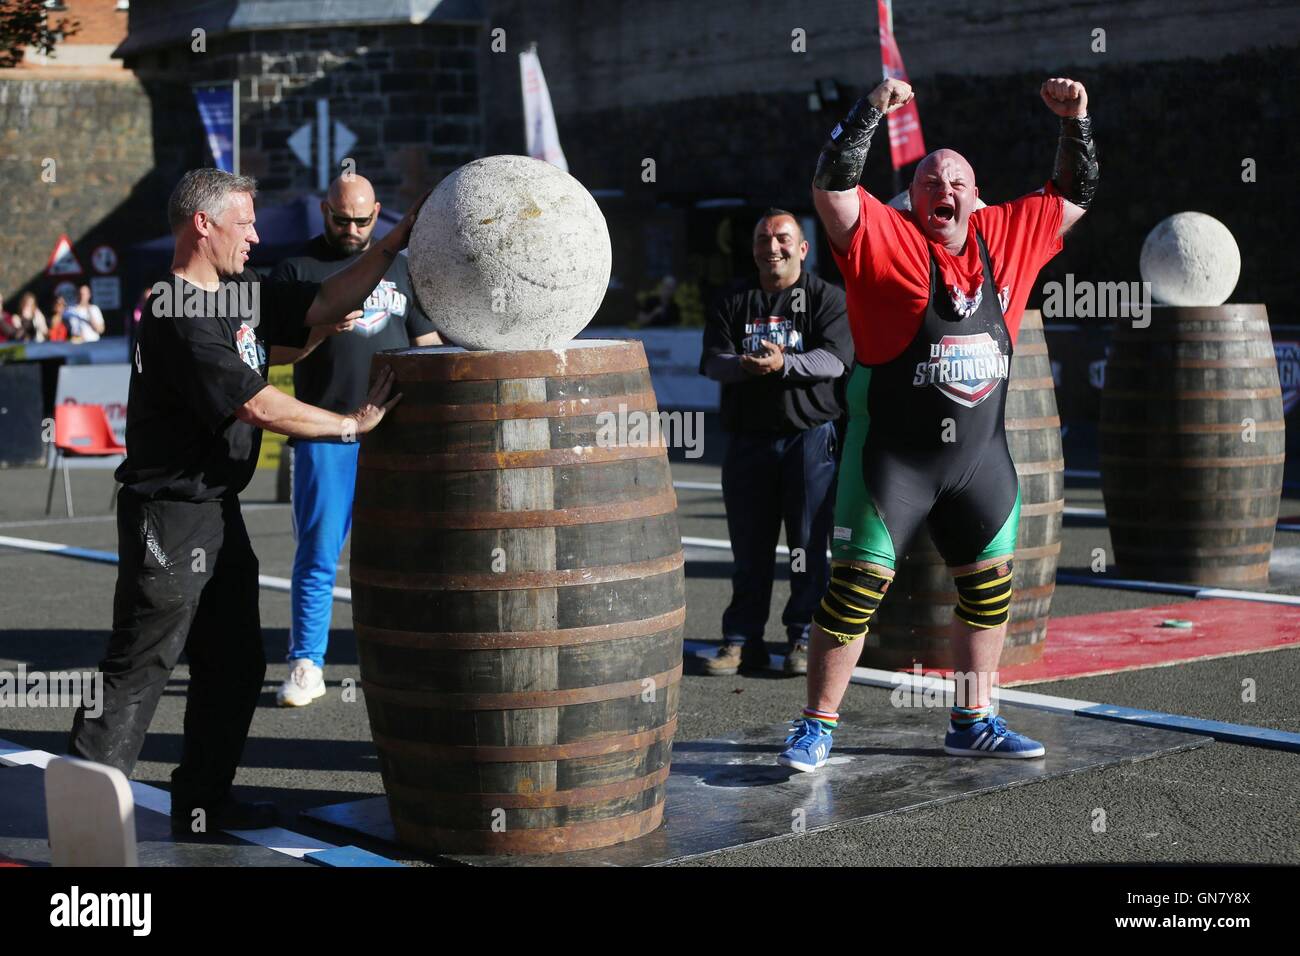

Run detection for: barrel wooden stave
[[351, 341, 684, 855], [862, 311, 1063, 670], [1100, 305, 1283, 586]]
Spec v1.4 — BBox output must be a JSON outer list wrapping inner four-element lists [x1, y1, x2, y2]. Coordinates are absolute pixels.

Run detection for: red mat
[[990, 599, 1300, 686]]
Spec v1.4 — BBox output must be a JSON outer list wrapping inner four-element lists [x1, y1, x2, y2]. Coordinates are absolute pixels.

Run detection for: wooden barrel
[[350, 340, 685, 855], [860, 310, 1064, 670], [1100, 304, 1284, 587]]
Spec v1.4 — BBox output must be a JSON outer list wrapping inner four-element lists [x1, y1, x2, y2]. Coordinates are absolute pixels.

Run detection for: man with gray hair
[[68, 167, 427, 837]]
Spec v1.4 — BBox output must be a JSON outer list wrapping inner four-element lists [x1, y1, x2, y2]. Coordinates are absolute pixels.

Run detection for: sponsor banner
[[1275, 340, 1300, 415], [519, 46, 568, 172], [52, 363, 130, 469], [877, 0, 926, 169], [193, 83, 237, 173], [578, 328, 719, 410]]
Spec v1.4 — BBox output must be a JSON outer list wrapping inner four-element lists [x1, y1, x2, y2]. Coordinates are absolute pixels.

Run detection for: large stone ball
[[1139, 212, 1241, 306], [408, 155, 612, 351]]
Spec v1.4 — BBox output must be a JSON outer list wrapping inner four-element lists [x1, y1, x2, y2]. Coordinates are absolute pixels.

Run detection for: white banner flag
[[519, 46, 568, 172]]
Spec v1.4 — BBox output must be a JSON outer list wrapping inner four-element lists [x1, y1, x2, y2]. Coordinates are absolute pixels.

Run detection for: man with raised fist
[[778, 76, 1097, 772]]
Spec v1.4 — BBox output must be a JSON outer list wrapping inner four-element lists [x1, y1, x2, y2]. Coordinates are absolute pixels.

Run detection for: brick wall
[[57, 0, 129, 46], [16, 0, 129, 70]]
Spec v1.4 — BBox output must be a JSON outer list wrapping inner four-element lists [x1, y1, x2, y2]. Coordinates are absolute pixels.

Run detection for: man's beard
[[332, 235, 368, 256]]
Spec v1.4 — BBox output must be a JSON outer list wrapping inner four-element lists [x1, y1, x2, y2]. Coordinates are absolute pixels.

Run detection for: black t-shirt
[[272, 236, 436, 414], [699, 271, 854, 433], [115, 269, 317, 501]]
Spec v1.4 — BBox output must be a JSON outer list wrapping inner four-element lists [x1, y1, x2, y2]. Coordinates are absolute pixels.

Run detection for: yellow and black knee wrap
[[954, 561, 1014, 629], [813, 561, 891, 644]]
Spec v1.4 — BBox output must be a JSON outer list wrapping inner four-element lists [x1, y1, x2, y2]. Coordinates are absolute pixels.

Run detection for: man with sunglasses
[[270, 173, 444, 707]]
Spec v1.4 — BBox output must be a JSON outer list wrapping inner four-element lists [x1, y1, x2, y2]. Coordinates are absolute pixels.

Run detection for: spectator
[[64, 283, 106, 342], [8, 292, 49, 342], [270, 173, 443, 707], [46, 296, 69, 342], [635, 275, 681, 327], [698, 209, 855, 676]]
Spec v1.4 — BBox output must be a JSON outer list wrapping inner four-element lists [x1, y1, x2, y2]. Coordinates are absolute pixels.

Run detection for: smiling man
[[68, 168, 422, 836], [699, 209, 855, 676], [777, 77, 1098, 771], [269, 174, 443, 708]]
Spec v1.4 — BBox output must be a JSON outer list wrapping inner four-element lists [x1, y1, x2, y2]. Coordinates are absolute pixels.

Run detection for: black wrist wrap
[[1052, 114, 1098, 209], [813, 100, 883, 192]]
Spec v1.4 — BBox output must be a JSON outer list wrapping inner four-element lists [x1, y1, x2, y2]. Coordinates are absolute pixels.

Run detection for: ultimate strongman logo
[[912, 333, 1010, 408], [352, 279, 408, 337]]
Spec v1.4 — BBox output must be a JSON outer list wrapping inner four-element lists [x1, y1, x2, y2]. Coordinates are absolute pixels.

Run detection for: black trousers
[[720, 422, 838, 644], [68, 490, 266, 811]]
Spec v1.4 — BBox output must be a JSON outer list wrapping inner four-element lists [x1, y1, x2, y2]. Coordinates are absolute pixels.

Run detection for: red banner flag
[[878, 0, 926, 169]]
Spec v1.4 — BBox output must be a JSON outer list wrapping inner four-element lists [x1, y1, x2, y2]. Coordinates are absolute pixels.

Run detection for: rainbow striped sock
[[802, 707, 839, 730], [950, 705, 991, 729]]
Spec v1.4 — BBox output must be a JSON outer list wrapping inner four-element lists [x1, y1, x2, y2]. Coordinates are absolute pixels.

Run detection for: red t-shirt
[[831, 182, 1065, 365]]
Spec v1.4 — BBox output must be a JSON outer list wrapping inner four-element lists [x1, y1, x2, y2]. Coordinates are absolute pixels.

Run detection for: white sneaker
[[276, 658, 326, 707]]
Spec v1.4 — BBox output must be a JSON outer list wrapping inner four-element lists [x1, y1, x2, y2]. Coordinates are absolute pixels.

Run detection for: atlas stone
[[407, 154, 612, 351], [1139, 212, 1241, 307]]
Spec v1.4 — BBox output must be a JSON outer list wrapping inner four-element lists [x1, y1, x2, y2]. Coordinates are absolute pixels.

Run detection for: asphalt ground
[[1, 453, 1298, 866]]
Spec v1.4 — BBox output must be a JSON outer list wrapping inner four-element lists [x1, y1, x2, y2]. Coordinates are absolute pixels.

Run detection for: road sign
[[46, 234, 83, 277], [91, 244, 118, 275], [288, 100, 356, 191], [54, 281, 78, 305], [91, 276, 121, 310]]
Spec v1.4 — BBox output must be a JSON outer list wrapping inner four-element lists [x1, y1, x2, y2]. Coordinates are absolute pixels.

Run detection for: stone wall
[[2, 20, 486, 327], [0, 75, 157, 322], [483, 0, 1300, 115], [123, 22, 484, 209], [477, 1, 1297, 321]]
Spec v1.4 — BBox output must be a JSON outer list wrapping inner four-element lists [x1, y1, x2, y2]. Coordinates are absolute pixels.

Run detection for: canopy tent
[[123, 194, 404, 280]]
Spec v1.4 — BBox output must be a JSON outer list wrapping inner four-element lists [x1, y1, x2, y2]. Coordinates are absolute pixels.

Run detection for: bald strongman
[[270, 174, 444, 706], [777, 77, 1097, 771]]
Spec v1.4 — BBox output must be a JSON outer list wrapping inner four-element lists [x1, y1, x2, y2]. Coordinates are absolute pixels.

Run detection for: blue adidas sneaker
[[777, 717, 833, 772], [944, 715, 1046, 759]]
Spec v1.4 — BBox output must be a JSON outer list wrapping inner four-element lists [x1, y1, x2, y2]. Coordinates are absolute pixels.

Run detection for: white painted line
[[1197, 587, 1300, 605], [846, 665, 1099, 714], [9, 526, 1300, 612], [0, 736, 338, 859], [0, 534, 355, 603], [0, 502, 284, 531], [1057, 571, 1300, 608], [683, 640, 1094, 715], [0, 746, 55, 769], [1063, 506, 1105, 518]]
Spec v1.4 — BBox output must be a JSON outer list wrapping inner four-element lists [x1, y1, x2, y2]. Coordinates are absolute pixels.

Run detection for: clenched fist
[[1040, 77, 1088, 118], [867, 78, 914, 115]]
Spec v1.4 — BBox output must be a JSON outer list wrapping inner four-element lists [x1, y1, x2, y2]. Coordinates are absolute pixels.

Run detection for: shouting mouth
[[933, 204, 955, 223]]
